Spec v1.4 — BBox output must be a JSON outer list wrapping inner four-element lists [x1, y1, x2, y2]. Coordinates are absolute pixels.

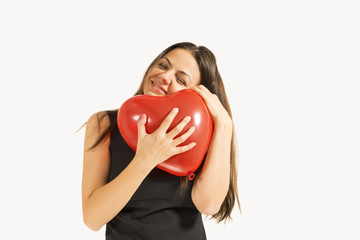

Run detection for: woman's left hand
[[191, 85, 232, 129]]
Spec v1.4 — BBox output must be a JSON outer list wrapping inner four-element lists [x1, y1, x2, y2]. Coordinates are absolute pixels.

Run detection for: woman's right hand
[[134, 107, 196, 169]]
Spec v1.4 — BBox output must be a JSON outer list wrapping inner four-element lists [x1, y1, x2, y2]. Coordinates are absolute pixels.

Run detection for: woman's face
[[143, 48, 201, 96]]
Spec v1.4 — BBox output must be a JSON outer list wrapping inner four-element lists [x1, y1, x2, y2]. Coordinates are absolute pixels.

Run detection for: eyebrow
[[162, 57, 192, 83]]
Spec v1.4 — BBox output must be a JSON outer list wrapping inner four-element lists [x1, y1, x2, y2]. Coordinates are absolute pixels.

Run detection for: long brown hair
[[76, 42, 241, 223]]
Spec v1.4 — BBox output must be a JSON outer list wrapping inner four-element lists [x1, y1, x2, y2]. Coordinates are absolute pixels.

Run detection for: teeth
[[152, 81, 166, 94]]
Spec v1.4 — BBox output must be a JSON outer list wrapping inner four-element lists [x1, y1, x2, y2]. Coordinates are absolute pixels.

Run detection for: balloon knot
[[188, 173, 195, 181]]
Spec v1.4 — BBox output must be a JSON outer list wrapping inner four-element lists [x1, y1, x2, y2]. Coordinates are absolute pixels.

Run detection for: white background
[[1, 0, 359, 239]]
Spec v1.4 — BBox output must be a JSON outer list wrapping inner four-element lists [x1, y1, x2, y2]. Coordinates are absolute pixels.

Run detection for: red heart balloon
[[117, 89, 213, 177]]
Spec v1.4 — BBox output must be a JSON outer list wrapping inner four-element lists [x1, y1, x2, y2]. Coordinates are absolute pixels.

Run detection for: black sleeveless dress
[[105, 110, 207, 240]]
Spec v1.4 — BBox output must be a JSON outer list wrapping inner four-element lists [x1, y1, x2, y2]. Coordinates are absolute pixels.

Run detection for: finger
[[167, 115, 191, 139], [191, 86, 208, 101], [198, 84, 212, 94], [173, 126, 196, 146], [157, 108, 179, 133], [174, 142, 197, 155], [191, 87, 214, 114], [190, 86, 201, 94], [191, 85, 202, 92], [137, 114, 147, 138], [193, 85, 213, 100]]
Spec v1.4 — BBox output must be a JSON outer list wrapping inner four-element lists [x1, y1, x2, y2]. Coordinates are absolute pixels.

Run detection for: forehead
[[164, 48, 200, 84]]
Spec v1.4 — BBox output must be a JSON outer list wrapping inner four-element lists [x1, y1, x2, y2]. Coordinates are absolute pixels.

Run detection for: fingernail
[[184, 116, 191, 122], [190, 126, 195, 131], [173, 108, 179, 113]]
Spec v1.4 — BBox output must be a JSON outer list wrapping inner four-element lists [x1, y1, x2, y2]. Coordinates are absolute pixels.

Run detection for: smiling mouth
[[151, 80, 167, 95]]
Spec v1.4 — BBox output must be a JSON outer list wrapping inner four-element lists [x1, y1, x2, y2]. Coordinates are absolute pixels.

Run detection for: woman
[[80, 42, 240, 239]]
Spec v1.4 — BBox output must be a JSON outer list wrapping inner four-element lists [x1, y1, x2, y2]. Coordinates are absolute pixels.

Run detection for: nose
[[159, 70, 175, 85]]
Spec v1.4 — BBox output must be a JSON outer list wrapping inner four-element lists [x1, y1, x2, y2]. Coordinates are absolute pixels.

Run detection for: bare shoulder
[[82, 111, 112, 207], [84, 110, 111, 151], [87, 111, 111, 131]]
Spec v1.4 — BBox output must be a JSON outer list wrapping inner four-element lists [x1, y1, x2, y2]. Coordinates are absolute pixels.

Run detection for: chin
[[143, 87, 156, 96], [146, 92, 158, 96]]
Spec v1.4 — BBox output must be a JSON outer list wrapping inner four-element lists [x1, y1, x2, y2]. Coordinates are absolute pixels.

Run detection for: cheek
[[142, 76, 151, 93], [147, 68, 162, 77], [167, 85, 187, 95]]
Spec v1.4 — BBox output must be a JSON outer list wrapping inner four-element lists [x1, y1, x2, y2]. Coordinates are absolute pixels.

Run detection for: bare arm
[[190, 85, 233, 215], [82, 109, 195, 231], [81, 112, 153, 231], [191, 123, 232, 215]]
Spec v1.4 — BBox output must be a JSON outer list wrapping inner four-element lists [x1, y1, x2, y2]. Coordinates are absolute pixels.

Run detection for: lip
[[150, 80, 167, 95]]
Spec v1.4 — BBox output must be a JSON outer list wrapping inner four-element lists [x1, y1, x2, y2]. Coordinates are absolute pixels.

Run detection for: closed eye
[[158, 59, 187, 86], [176, 76, 186, 86], [158, 63, 167, 69]]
